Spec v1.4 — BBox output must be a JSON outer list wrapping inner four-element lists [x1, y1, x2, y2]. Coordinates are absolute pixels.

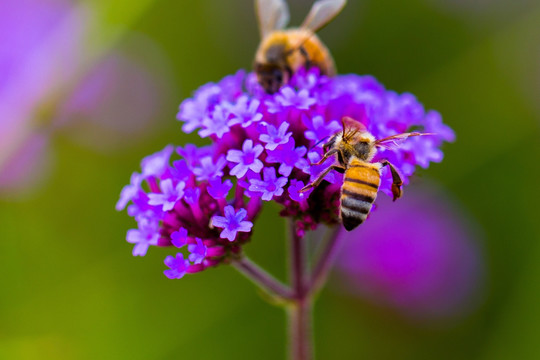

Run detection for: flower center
[[243, 152, 255, 164], [229, 218, 240, 230], [266, 183, 277, 192]]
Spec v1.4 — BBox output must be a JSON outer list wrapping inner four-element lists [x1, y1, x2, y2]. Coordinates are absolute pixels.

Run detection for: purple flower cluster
[[117, 68, 454, 278]]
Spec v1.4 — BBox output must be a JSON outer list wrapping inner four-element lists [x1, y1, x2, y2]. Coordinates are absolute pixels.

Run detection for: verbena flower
[[227, 140, 264, 178], [147, 179, 186, 211], [260, 122, 292, 150], [211, 206, 254, 241], [249, 167, 288, 200], [117, 68, 454, 278], [164, 253, 190, 279], [126, 218, 159, 256]]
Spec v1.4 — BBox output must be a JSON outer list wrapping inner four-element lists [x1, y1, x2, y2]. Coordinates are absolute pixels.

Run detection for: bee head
[[255, 63, 290, 94], [355, 133, 377, 161]]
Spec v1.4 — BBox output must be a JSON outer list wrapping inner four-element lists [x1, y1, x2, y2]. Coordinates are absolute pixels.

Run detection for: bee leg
[[381, 160, 403, 201], [311, 148, 339, 166], [299, 46, 313, 69], [322, 135, 337, 154], [301, 165, 345, 192]]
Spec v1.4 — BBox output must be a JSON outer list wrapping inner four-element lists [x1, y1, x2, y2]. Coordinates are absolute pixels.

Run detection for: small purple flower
[[266, 139, 309, 177], [236, 171, 263, 199], [290, 67, 324, 91], [147, 179, 186, 211], [128, 191, 163, 220], [188, 238, 207, 264], [199, 105, 240, 138], [288, 179, 313, 202], [171, 227, 188, 248], [211, 205, 253, 241], [218, 70, 245, 99], [126, 218, 159, 256], [226, 139, 264, 178], [249, 167, 288, 201], [176, 144, 200, 167], [184, 188, 201, 205], [176, 84, 221, 133], [268, 87, 316, 112], [228, 95, 263, 128], [116, 172, 142, 211], [303, 115, 341, 143], [176, 144, 215, 169], [259, 122, 292, 150], [192, 155, 226, 181], [164, 253, 190, 279], [171, 159, 191, 181], [176, 98, 204, 133], [424, 110, 455, 142], [141, 145, 174, 178], [207, 177, 233, 199]]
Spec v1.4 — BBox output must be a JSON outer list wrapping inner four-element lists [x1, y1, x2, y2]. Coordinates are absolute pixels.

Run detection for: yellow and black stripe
[[340, 159, 381, 231]]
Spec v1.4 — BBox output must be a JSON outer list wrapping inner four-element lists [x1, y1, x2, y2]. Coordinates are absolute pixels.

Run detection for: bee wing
[[301, 0, 347, 32], [375, 132, 435, 149], [256, 0, 290, 38], [342, 116, 366, 132], [375, 139, 407, 151]]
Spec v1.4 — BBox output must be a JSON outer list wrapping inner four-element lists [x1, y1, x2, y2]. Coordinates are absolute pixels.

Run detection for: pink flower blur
[[335, 184, 484, 320]]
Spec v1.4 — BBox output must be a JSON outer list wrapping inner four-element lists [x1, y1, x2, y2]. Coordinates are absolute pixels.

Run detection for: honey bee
[[254, 0, 347, 94], [301, 117, 433, 231]]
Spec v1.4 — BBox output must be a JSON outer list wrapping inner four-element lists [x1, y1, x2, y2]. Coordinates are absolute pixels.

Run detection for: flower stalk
[[231, 256, 293, 300], [288, 220, 313, 360], [308, 226, 343, 296], [232, 222, 344, 359]]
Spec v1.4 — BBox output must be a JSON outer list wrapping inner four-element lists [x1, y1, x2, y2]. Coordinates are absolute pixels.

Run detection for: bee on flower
[[116, 4, 456, 357], [118, 68, 454, 277]]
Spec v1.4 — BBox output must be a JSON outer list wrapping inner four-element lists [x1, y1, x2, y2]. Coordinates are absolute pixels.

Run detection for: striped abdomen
[[340, 159, 381, 231]]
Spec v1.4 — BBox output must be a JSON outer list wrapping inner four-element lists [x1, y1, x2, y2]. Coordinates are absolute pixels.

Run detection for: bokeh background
[[1, 0, 539, 359]]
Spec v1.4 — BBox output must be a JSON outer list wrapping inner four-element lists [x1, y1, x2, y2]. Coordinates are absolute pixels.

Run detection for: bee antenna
[[309, 136, 329, 151]]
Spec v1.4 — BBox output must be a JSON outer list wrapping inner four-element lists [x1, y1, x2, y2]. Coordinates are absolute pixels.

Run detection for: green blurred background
[[1, 0, 539, 359]]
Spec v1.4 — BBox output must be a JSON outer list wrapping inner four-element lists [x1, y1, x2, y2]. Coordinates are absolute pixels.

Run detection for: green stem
[[308, 226, 342, 296], [288, 221, 313, 360], [288, 298, 313, 360], [232, 256, 293, 300], [233, 223, 344, 360]]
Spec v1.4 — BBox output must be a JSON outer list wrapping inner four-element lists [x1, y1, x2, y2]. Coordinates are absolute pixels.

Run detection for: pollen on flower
[[117, 68, 454, 278]]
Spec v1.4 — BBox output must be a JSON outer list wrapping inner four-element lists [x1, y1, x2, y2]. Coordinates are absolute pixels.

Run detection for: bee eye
[[273, 70, 283, 84]]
